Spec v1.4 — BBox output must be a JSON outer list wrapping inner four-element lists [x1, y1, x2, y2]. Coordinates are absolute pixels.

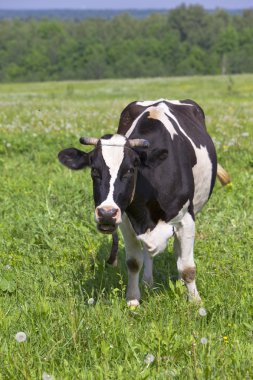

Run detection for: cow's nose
[[97, 207, 118, 219]]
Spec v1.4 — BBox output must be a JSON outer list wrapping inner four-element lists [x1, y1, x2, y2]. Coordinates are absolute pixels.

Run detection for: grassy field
[[0, 75, 252, 379]]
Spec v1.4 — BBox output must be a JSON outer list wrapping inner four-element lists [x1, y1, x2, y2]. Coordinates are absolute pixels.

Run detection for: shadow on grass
[[71, 236, 180, 302]]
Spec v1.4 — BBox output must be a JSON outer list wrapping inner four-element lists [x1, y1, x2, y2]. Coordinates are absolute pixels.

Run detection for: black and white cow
[[58, 99, 230, 306]]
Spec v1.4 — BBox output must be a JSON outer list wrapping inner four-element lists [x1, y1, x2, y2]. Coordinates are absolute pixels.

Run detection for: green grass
[[0, 75, 253, 379]]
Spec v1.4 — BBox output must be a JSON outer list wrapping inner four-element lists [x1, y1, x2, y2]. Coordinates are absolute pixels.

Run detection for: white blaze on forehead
[[100, 134, 126, 207]]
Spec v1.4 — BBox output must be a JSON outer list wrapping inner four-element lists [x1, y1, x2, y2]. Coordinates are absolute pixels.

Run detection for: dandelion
[[88, 298, 95, 305], [198, 307, 207, 317], [42, 372, 54, 380], [144, 353, 155, 365], [227, 138, 236, 146], [200, 337, 208, 345], [15, 332, 27, 342], [223, 336, 229, 343]]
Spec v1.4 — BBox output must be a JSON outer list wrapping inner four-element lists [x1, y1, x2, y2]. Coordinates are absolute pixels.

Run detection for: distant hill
[[0, 8, 244, 20], [0, 9, 169, 20]]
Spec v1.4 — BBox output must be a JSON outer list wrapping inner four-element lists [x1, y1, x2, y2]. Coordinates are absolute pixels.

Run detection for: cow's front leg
[[173, 212, 201, 301], [120, 214, 144, 307], [126, 247, 144, 307]]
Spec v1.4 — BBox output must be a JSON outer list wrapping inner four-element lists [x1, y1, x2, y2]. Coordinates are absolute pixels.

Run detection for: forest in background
[[0, 5, 253, 82]]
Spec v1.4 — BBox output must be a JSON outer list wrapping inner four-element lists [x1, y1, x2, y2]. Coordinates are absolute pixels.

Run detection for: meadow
[[0, 75, 252, 379]]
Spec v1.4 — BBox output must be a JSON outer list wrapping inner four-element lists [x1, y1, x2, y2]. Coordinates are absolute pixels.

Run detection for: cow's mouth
[[97, 223, 117, 234]]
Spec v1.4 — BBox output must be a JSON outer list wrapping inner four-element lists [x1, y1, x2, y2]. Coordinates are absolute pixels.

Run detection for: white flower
[[42, 373, 54, 380], [241, 132, 249, 137], [200, 337, 208, 345], [15, 332, 27, 342], [144, 353, 155, 365], [198, 307, 207, 317], [88, 298, 94, 305]]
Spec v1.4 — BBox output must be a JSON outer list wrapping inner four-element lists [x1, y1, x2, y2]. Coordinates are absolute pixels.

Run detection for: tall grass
[[0, 75, 252, 379]]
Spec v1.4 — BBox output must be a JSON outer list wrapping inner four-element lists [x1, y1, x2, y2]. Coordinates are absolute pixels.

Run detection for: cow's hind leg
[[142, 250, 153, 287], [120, 215, 144, 307], [173, 212, 201, 301]]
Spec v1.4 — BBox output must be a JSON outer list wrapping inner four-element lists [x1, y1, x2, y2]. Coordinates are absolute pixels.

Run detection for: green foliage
[[0, 75, 253, 378], [0, 7, 253, 82]]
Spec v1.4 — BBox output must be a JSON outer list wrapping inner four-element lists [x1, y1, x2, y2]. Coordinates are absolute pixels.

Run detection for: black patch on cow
[[126, 258, 139, 273], [182, 267, 196, 283], [118, 102, 148, 135], [116, 100, 216, 235], [58, 148, 90, 170]]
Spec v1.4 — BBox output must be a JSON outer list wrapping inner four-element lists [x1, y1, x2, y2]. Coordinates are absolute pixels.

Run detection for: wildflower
[[200, 337, 208, 345], [241, 132, 249, 137], [198, 307, 207, 317], [87, 298, 94, 305], [4, 265, 12, 270], [227, 138, 236, 146], [42, 373, 54, 380], [223, 336, 229, 343], [144, 353, 155, 365], [15, 332, 27, 342]]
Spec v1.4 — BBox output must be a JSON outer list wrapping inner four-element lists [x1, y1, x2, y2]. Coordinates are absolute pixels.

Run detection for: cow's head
[[58, 134, 149, 234]]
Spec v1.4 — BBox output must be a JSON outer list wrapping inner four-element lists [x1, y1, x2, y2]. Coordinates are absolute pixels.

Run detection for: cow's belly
[[192, 145, 213, 214]]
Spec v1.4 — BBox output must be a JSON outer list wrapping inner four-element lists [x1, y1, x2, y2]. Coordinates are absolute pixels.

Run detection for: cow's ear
[[58, 148, 90, 170]]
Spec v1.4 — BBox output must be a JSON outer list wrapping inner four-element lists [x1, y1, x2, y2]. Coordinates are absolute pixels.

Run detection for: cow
[[58, 99, 230, 307]]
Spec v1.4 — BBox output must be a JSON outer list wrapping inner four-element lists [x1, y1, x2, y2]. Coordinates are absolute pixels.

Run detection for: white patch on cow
[[192, 146, 213, 214], [137, 220, 174, 257], [174, 212, 201, 301], [127, 100, 193, 140], [99, 134, 126, 211], [137, 200, 190, 256], [136, 99, 165, 107], [136, 99, 194, 107], [147, 105, 178, 139], [120, 213, 144, 303]]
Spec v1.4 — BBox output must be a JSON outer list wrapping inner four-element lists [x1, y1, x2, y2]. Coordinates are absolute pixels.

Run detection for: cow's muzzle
[[95, 206, 121, 234]]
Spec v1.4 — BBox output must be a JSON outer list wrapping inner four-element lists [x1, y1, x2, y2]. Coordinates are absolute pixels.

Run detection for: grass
[[0, 75, 253, 379]]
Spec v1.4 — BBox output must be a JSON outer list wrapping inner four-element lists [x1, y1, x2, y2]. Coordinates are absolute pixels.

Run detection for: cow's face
[[58, 134, 149, 234]]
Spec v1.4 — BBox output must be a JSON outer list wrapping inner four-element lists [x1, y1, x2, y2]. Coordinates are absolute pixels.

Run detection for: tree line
[[0, 5, 253, 82]]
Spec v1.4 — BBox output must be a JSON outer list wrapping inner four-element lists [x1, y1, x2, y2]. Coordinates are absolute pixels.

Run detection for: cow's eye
[[91, 168, 101, 179], [122, 168, 134, 178]]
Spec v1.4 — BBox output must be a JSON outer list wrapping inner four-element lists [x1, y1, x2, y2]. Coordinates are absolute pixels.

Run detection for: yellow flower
[[223, 336, 229, 343]]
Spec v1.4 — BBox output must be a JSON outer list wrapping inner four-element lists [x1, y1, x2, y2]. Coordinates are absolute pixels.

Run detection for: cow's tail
[[217, 163, 231, 186], [107, 231, 119, 267]]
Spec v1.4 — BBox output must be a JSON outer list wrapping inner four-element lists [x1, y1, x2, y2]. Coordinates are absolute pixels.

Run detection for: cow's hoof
[[127, 299, 140, 308]]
